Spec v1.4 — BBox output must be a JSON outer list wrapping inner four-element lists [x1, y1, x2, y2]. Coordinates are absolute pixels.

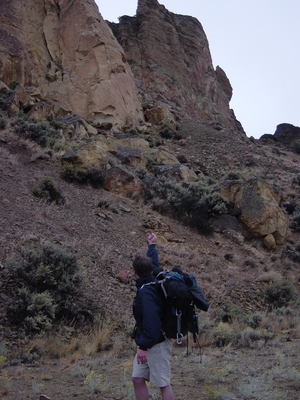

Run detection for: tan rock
[[111, 0, 245, 134], [82, 121, 98, 137], [114, 147, 146, 169], [8, 85, 35, 115], [102, 166, 143, 198], [0, 0, 143, 128], [153, 149, 179, 165], [117, 138, 150, 150], [264, 234, 277, 250], [154, 164, 197, 182], [220, 178, 290, 244], [223, 229, 245, 245], [27, 102, 55, 120], [219, 180, 243, 203], [144, 106, 174, 124], [61, 139, 108, 170]]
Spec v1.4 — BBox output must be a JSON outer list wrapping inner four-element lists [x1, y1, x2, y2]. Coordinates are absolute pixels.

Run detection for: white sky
[[96, 0, 300, 139]]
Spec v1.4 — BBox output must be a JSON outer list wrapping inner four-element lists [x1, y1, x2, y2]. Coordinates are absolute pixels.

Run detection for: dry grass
[[258, 270, 283, 282], [29, 317, 119, 363]]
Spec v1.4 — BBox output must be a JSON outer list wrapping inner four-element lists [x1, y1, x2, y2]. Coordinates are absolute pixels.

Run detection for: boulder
[[61, 139, 108, 170], [220, 178, 290, 244], [264, 233, 277, 250], [6, 85, 35, 115], [102, 166, 143, 198], [144, 105, 174, 124], [153, 164, 197, 182], [152, 149, 179, 165], [27, 102, 55, 120], [114, 146, 145, 168]]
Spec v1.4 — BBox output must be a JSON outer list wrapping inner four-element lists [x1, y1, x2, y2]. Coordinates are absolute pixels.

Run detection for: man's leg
[[132, 376, 149, 400], [160, 384, 175, 400]]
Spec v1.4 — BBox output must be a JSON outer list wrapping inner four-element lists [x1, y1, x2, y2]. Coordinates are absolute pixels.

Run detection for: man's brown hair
[[133, 255, 153, 278]]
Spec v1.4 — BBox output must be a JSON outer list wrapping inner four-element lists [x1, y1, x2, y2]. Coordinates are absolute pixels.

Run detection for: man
[[132, 230, 175, 400]]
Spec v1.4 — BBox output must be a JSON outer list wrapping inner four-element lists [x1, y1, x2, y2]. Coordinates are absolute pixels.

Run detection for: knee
[[132, 376, 145, 387]]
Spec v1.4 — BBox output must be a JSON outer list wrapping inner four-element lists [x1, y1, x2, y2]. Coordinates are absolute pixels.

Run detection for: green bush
[[60, 164, 103, 188], [31, 176, 64, 204], [281, 242, 300, 262], [150, 177, 229, 234], [4, 243, 90, 335], [224, 171, 245, 181], [206, 192, 229, 216], [158, 123, 176, 139], [13, 117, 63, 148], [216, 301, 248, 325], [212, 322, 240, 347], [264, 280, 297, 308], [9, 81, 20, 90], [247, 312, 263, 329], [135, 166, 148, 180]]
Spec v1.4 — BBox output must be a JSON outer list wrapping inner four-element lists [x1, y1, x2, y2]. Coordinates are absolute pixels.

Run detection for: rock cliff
[[0, 0, 142, 127], [109, 0, 243, 133], [0, 0, 244, 134]]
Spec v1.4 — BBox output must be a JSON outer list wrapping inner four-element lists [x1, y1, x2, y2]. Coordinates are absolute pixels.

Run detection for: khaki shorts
[[132, 339, 173, 388]]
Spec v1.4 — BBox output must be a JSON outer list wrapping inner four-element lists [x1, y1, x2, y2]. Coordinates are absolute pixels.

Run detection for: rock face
[[0, 0, 142, 127], [110, 0, 243, 133], [220, 178, 290, 244], [274, 123, 300, 144]]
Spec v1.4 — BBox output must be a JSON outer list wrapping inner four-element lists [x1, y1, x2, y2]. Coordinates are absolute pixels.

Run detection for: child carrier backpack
[[156, 266, 210, 344]]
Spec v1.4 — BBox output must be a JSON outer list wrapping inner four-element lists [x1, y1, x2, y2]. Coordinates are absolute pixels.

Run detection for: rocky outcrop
[[274, 123, 300, 144], [60, 134, 198, 197], [0, 0, 142, 128], [102, 166, 143, 198], [259, 123, 300, 144], [110, 0, 244, 133], [220, 178, 290, 245], [0, 0, 245, 135]]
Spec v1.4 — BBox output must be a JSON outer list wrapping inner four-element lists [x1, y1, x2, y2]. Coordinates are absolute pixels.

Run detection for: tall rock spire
[[111, 0, 244, 133], [137, 0, 160, 13]]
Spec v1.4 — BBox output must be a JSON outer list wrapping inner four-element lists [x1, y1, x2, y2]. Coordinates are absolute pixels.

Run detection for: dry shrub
[[83, 319, 116, 356], [260, 308, 300, 336], [30, 333, 81, 361], [29, 317, 118, 361], [258, 270, 283, 282], [264, 280, 297, 308]]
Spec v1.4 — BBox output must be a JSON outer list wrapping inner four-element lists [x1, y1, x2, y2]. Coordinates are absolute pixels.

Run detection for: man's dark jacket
[[133, 244, 165, 350]]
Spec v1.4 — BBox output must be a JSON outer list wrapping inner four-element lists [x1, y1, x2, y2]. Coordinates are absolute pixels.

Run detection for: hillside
[[1, 115, 300, 399], [0, 0, 300, 398]]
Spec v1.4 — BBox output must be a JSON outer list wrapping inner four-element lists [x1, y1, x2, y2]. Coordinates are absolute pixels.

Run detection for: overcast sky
[[96, 0, 300, 139]]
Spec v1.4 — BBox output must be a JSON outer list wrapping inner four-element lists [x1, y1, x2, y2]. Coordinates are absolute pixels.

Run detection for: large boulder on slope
[[220, 178, 290, 244]]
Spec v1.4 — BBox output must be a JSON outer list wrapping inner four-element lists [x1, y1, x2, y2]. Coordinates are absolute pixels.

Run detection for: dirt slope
[[1, 121, 300, 399]]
